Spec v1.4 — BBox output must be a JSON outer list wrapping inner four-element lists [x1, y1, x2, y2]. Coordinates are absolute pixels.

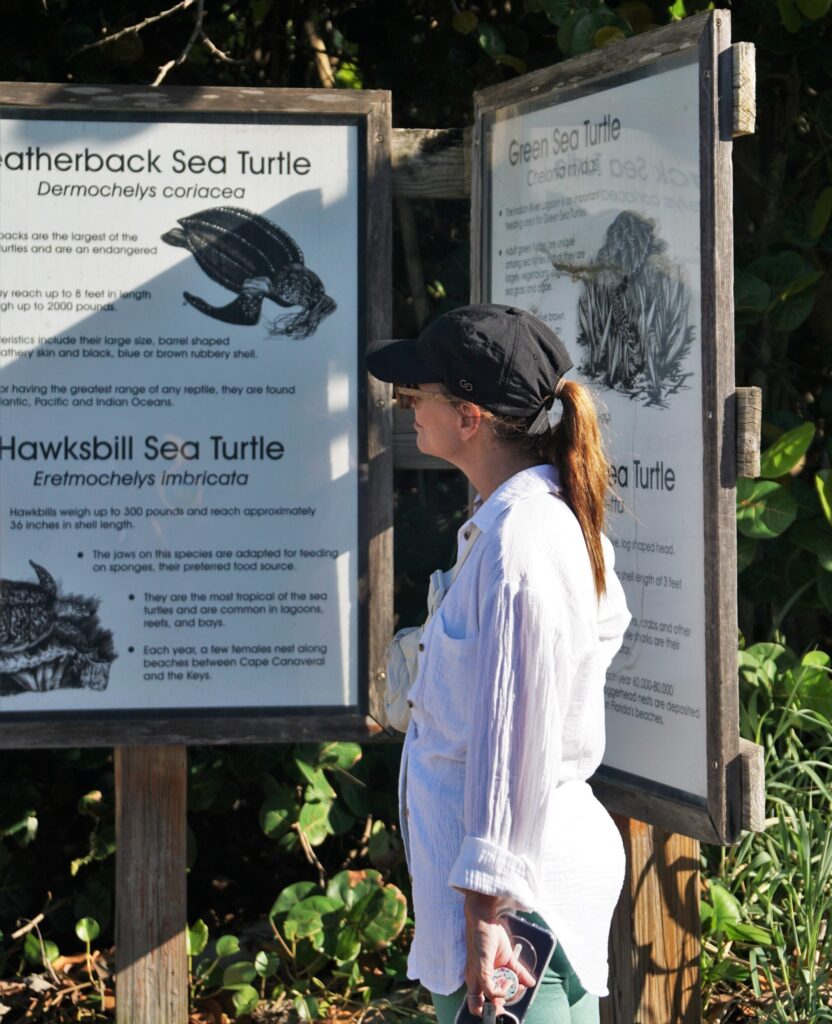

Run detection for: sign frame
[[0, 83, 393, 749], [471, 12, 741, 845]]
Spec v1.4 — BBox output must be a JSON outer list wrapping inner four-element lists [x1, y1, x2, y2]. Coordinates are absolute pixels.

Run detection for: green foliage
[[737, 422, 832, 630], [759, 422, 816, 478], [703, 637, 832, 1018], [183, 870, 407, 1016], [250, 742, 403, 862], [187, 919, 210, 957], [267, 869, 407, 1008], [75, 916, 100, 944], [187, 917, 280, 1014], [23, 931, 59, 967]]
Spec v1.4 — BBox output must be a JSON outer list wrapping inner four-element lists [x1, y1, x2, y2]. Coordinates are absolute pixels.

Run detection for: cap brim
[[365, 337, 440, 384]]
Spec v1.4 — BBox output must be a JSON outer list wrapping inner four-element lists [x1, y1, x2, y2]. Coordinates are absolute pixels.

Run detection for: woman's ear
[[456, 401, 482, 440]]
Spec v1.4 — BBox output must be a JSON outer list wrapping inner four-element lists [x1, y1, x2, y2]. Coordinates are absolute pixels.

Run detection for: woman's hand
[[462, 892, 537, 1018]]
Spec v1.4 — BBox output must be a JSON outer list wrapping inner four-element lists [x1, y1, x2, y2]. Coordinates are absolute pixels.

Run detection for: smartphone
[[453, 913, 556, 1024]]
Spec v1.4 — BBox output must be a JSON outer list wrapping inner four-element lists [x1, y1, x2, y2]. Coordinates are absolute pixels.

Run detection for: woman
[[366, 304, 631, 1024]]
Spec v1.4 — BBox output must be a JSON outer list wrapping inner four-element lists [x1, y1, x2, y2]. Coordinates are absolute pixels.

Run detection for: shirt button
[[407, 699, 414, 708], [418, 642, 424, 652], [463, 529, 471, 540]]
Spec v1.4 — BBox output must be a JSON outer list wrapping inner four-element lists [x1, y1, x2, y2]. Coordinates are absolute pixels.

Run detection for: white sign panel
[[0, 113, 360, 715], [484, 53, 708, 803]]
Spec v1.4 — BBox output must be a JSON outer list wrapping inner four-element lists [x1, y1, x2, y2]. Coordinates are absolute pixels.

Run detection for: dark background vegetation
[[1, 0, 832, 1019]]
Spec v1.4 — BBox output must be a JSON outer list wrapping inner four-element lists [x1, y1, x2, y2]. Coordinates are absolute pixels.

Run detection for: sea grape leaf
[[75, 917, 100, 943], [215, 934, 240, 957], [815, 470, 832, 524], [327, 869, 384, 911], [230, 984, 260, 1015], [358, 885, 408, 949], [736, 479, 797, 538], [770, 290, 815, 331], [284, 896, 343, 950], [270, 880, 318, 920], [222, 961, 257, 987], [317, 741, 362, 770], [759, 422, 815, 478], [477, 24, 506, 57], [24, 933, 59, 966], [259, 785, 296, 839], [255, 950, 280, 977], [748, 250, 811, 291], [298, 800, 334, 846], [734, 270, 771, 312]]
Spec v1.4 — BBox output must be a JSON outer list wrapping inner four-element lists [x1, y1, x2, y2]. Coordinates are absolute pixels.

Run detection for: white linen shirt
[[399, 463, 631, 997]]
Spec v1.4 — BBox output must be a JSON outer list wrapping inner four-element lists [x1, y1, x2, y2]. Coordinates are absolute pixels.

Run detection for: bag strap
[[425, 524, 482, 623], [449, 523, 481, 585]]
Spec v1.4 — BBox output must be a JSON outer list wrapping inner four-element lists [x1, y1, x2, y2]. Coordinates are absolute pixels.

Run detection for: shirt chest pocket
[[417, 608, 479, 745]]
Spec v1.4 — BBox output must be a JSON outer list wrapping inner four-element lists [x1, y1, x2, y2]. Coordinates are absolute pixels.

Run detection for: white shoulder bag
[[384, 526, 480, 732]]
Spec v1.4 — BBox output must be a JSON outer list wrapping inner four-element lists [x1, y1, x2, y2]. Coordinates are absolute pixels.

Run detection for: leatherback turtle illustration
[[0, 561, 115, 695], [162, 206, 336, 339]]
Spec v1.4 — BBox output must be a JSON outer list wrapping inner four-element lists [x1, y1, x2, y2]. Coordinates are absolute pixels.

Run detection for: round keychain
[[491, 967, 519, 1001]]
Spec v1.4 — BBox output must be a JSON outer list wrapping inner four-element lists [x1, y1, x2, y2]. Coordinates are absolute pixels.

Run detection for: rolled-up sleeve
[[447, 573, 566, 908]]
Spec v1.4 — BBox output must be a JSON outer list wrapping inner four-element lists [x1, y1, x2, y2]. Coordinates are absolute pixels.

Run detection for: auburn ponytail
[[540, 380, 609, 599], [479, 379, 610, 599]]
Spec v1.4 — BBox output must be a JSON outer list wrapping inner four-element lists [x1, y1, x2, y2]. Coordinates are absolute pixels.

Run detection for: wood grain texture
[[475, 14, 711, 116], [115, 746, 187, 1024], [731, 43, 757, 138], [469, 97, 485, 304], [735, 386, 762, 478], [590, 776, 722, 846], [396, 198, 432, 326], [0, 714, 385, 748], [601, 818, 701, 1024], [702, 10, 741, 845], [0, 82, 386, 115], [391, 127, 471, 199], [363, 93, 395, 728], [739, 738, 765, 833]]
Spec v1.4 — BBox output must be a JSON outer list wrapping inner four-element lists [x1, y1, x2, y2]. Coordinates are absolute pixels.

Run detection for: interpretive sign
[[472, 13, 741, 843], [0, 84, 392, 747]]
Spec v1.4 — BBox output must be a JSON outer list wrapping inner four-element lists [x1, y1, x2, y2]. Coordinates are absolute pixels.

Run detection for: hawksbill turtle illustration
[[162, 206, 337, 339], [0, 562, 115, 693]]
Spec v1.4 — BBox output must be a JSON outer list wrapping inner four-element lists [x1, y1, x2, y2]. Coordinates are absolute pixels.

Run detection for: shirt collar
[[467, 463, 562, 537]]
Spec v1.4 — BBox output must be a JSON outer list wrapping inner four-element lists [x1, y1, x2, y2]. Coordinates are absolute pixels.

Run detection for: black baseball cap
[[365, 303, 574, 418]]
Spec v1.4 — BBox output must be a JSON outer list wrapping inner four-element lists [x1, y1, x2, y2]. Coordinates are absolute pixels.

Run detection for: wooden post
[[731, 42, 756, 138], [115, 745, 188, 1024], [602, 818, 700, 1024], [735, 386, 763, 478]]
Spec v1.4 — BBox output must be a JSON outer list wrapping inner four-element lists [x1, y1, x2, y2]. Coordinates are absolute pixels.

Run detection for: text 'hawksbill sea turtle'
[[162, 206, 336, 339]]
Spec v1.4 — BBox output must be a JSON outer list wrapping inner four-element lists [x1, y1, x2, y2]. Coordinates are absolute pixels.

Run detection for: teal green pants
[[430, 914, 599, 1024]]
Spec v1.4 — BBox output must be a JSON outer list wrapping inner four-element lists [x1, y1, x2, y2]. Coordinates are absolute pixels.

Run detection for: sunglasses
[[394, 386, 461, 411]]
